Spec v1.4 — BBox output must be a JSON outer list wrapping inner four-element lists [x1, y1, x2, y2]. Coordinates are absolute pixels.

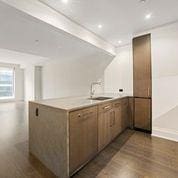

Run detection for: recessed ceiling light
[[140, 0, 147, 3], [98, 24, 103, 29], [118, 40, 122, 44], [61, 0, 68, 4], [145, 13, 152, 19]]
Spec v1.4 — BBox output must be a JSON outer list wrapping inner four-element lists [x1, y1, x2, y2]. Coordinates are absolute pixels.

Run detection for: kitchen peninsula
[[29, 94, 133, 178]]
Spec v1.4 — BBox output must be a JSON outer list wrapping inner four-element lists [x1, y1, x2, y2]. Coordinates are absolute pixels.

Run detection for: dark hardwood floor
[[0, 102, 57, 178], [0, 102, 178, 178]]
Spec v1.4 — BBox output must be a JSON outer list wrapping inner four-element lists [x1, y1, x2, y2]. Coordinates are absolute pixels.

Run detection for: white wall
[[0, 62, 24, 102], [24, 65, 35, 101], [15, 67, 24, 101], [24, 65, 43, 101], [104, 45, 133, 95], [42, 44, 133, 100], [150, 22, 178, 141], [34, 66, 43, 100], [151, 23, 178, 119], [42, 54, 113, 99]]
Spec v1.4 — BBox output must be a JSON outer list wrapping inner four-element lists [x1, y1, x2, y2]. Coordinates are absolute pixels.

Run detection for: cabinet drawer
[[134, 98, 151, 131], [70, 106, 97, 119], [98, 102, 112, 113], [83, 106, 97, 116]]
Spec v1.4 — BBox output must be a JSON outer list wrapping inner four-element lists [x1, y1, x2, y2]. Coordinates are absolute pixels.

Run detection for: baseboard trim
[[152, 127, 178, 142]]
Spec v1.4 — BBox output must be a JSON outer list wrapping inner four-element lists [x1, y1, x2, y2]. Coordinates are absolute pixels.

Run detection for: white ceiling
[[40, 0, 178, 46], [0, 1, 113, 66], [0, 48, 49, 67]]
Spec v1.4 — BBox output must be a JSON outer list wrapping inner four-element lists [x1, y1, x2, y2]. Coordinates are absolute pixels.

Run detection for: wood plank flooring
[[0, 102, 178, 178]]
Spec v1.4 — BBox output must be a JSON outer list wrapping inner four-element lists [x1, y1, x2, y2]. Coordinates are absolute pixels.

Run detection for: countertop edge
[[29, 95, 132, 112]]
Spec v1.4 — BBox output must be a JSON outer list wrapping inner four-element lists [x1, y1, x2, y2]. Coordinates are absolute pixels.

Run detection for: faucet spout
[[90, 81, 102, 98]]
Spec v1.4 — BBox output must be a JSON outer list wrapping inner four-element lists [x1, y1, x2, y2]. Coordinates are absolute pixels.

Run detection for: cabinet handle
[[147, 87, 150, 97], [78, 114, 81, 117], [103, 106, 110, 110], [35, 108, 39, 117]]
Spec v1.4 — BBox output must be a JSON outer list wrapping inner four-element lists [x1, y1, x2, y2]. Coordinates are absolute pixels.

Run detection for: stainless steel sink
[[88, 97, 113, 101]]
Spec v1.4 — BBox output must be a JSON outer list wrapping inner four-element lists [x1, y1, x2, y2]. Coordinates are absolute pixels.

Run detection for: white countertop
[[31, 93, 131, 112]]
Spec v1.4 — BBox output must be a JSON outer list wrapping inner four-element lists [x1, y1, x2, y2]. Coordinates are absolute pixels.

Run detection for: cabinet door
[[98, 103, 112, 151], [69, 106, 98, 174], [133, 34, 151, 98], [128, 97, 134, 129], [112, 100, 122, 139], [121, 99, 129, 131], [134, 98, 151, 131]]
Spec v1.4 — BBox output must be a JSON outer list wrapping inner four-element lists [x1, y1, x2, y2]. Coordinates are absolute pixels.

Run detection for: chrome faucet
[[90, 81, 102, 98]]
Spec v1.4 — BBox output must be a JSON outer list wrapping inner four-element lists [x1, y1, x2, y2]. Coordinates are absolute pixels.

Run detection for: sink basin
[[88, 97, 113, 101]]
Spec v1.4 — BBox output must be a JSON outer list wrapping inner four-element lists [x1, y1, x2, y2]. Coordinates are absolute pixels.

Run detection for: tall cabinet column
[[133, 34, 152, 133]]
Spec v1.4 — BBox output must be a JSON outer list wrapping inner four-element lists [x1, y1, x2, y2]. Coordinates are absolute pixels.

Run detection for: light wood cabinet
[[70, 98, 131, 173], [133, 34, 152, 98], [121, 98, 129, 131], [98, 102, 113, 151], [98, 99, 129, 152], [134, 98, 151, 131], [128, 97, 134, 129], [133, 34, 152, 132], [69, 106, 98, 174], [111, 100, 122, 139]]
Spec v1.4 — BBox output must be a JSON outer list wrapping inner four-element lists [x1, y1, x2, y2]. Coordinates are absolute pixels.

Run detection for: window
[[0, 67, 15, 99]]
